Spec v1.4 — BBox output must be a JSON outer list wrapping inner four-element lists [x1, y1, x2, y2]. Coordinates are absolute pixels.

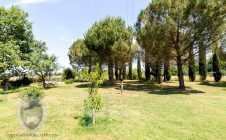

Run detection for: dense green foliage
[[135, 0, 225, 89], [68, 17, 134, 85], [26, 41, 58, 88], [68, 39, 97, 72], [84, 17, 133, 85], [21, 86, 44, 107], [0, 6, 58, 90], [213, 51, 222, 82], [0, 6, 33, 79], [63, 68, 75, 80], [0, 76, 32, 90], [188, 50, 196, 82]]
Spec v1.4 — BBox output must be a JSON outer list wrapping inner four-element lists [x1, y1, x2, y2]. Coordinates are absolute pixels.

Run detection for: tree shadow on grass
[[199, 81, 226, 88], [75, 80, 157, 89], [75, 83, 90, 88], [75, 80, 117, 89], [118, 82, 204, 95], [76, 80, 204, 95]]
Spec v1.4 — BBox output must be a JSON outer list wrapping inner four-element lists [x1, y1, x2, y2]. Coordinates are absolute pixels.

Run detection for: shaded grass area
[[122, 82, 204, 95], [0, 80, 226, 140], [199, 81, 226, 88], [76, 80, 205, 95]]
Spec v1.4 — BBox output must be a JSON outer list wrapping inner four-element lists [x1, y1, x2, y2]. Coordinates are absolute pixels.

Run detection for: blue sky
[[0, 0, 150, 68]]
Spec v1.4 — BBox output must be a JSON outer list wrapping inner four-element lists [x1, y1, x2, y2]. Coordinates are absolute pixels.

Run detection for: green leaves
[[26, 40, 58, 87], [84, 94, 103, 112], [0, 41, 22, 72], [0, 6, 33, 78], [84, 17, 132, 63], [68, 39, 97, 70], [83, 64, 105, 125], [21, 86, 44, 102]]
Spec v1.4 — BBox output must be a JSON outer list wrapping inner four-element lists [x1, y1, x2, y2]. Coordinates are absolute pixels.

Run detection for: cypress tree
[[188, 49, 196, 82], [213, 52, 222, 82]]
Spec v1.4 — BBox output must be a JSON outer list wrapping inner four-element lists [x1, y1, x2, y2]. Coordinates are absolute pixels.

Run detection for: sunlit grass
[[0, 76, 226, 139]]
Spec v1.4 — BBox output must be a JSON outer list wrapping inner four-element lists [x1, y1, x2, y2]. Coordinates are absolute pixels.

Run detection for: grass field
[[0, 77, 226, 140]]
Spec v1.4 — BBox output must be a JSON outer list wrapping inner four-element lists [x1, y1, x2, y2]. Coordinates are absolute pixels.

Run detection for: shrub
[[62, 68, 75, 80], [126, 70, 138, 80], [0, 80, 14, 90], [12, 77, 33, 87], [64, 78, 74, 84], [0, 77, 32, 90], [164, 68, 171, 81], [170, 67, 178, 76], [0, 88, 4, 94], [21, 87, 44, 107]]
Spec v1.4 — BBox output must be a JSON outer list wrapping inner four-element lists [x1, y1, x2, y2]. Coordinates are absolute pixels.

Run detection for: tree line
[[68, 17, 137, 86], [135, 0, 225, 89], [69, 0, 225, 89]]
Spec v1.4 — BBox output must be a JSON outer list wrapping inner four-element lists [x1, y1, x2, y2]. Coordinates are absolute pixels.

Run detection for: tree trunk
[[177, 57, 185, 90], [98, 62, 103, 76], [88, 63, 92, 74], [199, 41, 207, 81], [145, 62, 150, 81], [122, 64, 126, 80], [145, 50, 150, 81], [137, 51, 142, 80], [108, 61, 114, 86], [115, 62, 119, 80], [163, 58, 171, 81], [156, 61, 162, 84], [41, 75, 46, 88], [120, 80, 124, 94], [129, 59, 133, 80], [119, 69, 122, 80]]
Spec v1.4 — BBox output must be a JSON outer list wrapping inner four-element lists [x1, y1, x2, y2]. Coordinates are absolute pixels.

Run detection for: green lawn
[[0, 78, 226, 140]]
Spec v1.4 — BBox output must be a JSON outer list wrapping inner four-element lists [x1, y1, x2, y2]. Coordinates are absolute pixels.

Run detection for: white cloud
[[9, 0, 53, 6], [59, 36, 71, 43], [17, 0, 47, 5]]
